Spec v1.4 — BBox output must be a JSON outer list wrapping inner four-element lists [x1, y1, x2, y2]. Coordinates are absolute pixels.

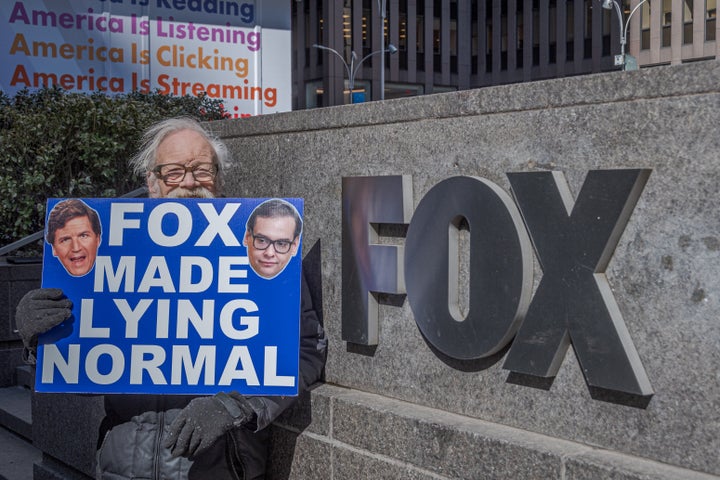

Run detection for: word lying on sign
[[38, 198, 303, 396], [342, 170, 653, 397]]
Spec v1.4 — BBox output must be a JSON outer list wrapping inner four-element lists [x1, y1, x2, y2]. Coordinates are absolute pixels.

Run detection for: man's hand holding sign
[[16, 288, 72, 364], [13, 117, 327, 479], [163, 391, 256, 458]]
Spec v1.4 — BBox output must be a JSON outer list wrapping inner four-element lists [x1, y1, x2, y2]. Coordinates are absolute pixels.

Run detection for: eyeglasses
[[152, 163, 217, 185], [251, 234, 295, 254]]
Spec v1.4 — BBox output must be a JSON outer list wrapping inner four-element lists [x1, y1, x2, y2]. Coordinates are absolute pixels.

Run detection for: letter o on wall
[[404, 176, 534, 360]]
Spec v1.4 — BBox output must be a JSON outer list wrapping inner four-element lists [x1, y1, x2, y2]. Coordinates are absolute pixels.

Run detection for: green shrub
[[0, 87, 228, 255]]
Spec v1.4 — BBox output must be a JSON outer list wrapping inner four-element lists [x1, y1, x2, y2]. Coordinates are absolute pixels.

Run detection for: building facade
[[291, 0, 718, 109]]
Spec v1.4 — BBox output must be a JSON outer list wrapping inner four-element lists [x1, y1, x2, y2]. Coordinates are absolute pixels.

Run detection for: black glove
[[163, 392, 256, 458], [15, 288, 73, 364]]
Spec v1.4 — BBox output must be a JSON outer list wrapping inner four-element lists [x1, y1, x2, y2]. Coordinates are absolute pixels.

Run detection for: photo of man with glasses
[[46, 198, 102, 277], [243, 198, 302, 279]]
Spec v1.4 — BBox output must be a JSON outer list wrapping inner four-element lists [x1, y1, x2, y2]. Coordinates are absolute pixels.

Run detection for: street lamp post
[[314, 43, 398, 104], [600, 0, 650, 70], [378, 0, 387, 100]]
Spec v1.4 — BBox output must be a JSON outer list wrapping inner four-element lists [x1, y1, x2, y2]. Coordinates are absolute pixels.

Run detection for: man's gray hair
[[129, 117, 230, 193]]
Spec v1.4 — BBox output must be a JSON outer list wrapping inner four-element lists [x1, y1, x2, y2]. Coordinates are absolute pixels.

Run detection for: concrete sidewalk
[[0, 385, 39, 480], [0, 424, 40, 480]]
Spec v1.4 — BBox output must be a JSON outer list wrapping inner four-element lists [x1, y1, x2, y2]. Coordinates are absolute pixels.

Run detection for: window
[[363, 0, 372, 51], [534, 1, 541, 65], [399, 0, 408, 69], [399, 0, 408, 50], [305, 80, 324, 109], [662, 0, 672, 47], [567, 1, 575, 61], [471, 2, 479, 72], [549, 0, 557, 63], [602, 3, 612, 56], [517, 1, 525, 68], [684, 0, 693, 44], [433, 17, 441, 72], [641, 1, 651, 49], [417, 0, 425, 71], [708, 0, 717, 41], [486, 0, 493, 71], [451, 0, 459, 73], [384, 82, 424, 100], [343, 1, 352, 58], [584, 0, 592, 59]]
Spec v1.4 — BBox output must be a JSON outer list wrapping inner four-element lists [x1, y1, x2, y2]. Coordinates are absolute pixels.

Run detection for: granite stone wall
[[210, 59, 720, 479]]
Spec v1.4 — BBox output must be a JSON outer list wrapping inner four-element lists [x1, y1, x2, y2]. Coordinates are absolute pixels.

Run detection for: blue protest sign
[[36, 197, 303, 396]]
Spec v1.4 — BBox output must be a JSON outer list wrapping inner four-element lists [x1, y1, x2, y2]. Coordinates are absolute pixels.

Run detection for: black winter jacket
[[95, 274, 327, 480]]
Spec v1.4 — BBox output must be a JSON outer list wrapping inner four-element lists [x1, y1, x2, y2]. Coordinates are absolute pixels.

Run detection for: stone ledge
[[209, 60, 720, 138], [269, 384, 720, 480], [33, 456, 92, 480], [566, 449, 720, 480]]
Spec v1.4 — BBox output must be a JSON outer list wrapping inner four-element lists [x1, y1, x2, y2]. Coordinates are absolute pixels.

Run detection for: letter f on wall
[[504, 169, 653, 397], [342, 176, 413, 345]]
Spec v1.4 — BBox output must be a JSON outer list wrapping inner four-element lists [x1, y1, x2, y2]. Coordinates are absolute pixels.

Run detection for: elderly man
[[15, 117, 327, 480]]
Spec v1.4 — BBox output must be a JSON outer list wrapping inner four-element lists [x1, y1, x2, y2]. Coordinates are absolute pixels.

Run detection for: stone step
[[0, 384, 39, 480], [0, 385, 32, 441], [0, 425, 41, 480], [14, 365, 34, 391]]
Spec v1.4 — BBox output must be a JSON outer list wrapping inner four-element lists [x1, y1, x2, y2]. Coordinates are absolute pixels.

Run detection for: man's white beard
[[165, 186, 215, 199]]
